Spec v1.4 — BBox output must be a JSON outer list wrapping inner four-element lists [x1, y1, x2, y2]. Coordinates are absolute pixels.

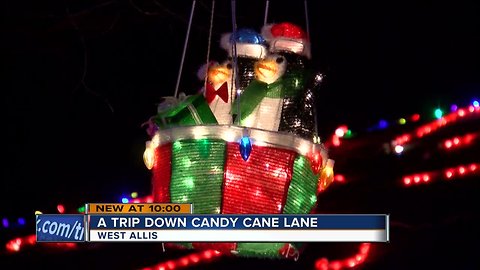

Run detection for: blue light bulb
[[232, 29, 265, 44], [121, 197, 129, 203], [239, 136, 252, 161], [2, 218, 9, 228], [378, 120, 388, 129], [473, 100, 479, 107], [18, 217, 26, 226]]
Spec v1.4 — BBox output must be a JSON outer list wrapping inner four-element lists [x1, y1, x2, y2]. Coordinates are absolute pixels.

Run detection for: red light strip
[[442, 133, 477, 151], [141, 250, 223, 270], [5, 234, 77, 253], [403, 162, 479, 186], [315, 243, 372, 270], [129, 195, 154, 204], [394, 105, 480, 147]]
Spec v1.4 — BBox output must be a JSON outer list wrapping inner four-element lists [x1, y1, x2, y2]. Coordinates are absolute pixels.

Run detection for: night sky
[[2, 0, 480, 269]]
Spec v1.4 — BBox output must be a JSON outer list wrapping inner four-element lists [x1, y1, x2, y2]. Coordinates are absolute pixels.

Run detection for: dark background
[[2, 0, 479, 269]]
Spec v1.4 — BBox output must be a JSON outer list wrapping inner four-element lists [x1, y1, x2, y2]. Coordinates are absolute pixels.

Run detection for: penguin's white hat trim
[[221, 33, 268, 59], [261, 24, 312, 59]]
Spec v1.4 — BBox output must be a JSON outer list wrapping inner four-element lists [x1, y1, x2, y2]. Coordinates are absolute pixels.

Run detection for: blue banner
[[36, 214, 86, 242], [88, 214, 386, 230]]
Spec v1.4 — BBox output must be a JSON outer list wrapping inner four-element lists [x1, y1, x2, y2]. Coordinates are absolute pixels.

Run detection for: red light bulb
[[414, 176, 421, 183], [444, 140, 452, 148]]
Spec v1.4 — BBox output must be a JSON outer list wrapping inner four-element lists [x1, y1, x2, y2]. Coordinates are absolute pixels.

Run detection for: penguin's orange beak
[[255, 59, 278, 83], [208, 66, 230, 85]]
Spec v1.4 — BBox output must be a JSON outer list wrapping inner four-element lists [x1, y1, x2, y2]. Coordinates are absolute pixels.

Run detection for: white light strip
[[89, 229, 386, 242], [154, 125, 328, 166], [228, 43, 268, 59]]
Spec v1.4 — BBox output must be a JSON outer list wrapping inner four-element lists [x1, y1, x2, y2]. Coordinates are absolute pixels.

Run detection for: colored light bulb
[[434, 108, 443, 119], [57, 204, 65, 214], [143, 141, 155, 170], [308, 152, 323, 174], [18, 218, 26, 226], [332, 135, 341, 146], [378, 120, 388, 129], [335, 128, 345, 137], [411, 114, 421, 122], [239, 136, 252, 161], [318, 159, 335, 191], [2, 218, 9, 228]]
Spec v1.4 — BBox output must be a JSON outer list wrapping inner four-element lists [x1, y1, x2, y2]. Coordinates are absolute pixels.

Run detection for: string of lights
[[6, 235, 77, 253], [371, 100, 478, 134], [403, 162, 478, 187], [1, 192, 152, 232], [441, 132, 478, 151], [141, 249, 223, 270], [393, 103, 480, 148], [315, 243, 372, 270], [326, 99, 479, 149]]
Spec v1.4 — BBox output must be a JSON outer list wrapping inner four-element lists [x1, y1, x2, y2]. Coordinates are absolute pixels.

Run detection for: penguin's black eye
[[276, 57, 284, 64], [226, 63, 232, 69]]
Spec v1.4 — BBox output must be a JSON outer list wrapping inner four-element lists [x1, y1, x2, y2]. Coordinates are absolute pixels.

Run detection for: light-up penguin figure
[[234, 53, 288, 130], [202, 61, 234, 124], [261, 22, 324, 140]]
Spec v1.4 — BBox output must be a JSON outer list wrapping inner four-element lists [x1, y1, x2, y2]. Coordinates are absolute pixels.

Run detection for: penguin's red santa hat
[[220, 28, 268, 59], [261, 22, 311, 59]]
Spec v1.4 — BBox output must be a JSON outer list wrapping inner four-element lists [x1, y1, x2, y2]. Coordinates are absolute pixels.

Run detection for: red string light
[[5, 234, 77, 253], [393, 105, 480, 147], [141, 250, 223, 270], [411, 114, 421, 122], [334, 174, 346, 183], [131, 195, 154, 203], [57, 204, 65, 214], [315, 243, 372, 270], [331, 134, 341, 147], [442, 133, 477, 151], [403, 162, 479, 186]]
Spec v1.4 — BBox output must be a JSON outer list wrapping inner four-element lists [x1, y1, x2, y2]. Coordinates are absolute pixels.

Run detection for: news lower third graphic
[[36, 214, 86, 242], [87, 214, 389, 242], [35, 204, 390, 243]]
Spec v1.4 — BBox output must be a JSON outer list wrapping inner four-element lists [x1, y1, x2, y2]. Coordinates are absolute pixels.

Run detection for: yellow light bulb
[[151, 133, 160, 147], [143, 141, 155, 170], [318, 159, 335, 192]]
